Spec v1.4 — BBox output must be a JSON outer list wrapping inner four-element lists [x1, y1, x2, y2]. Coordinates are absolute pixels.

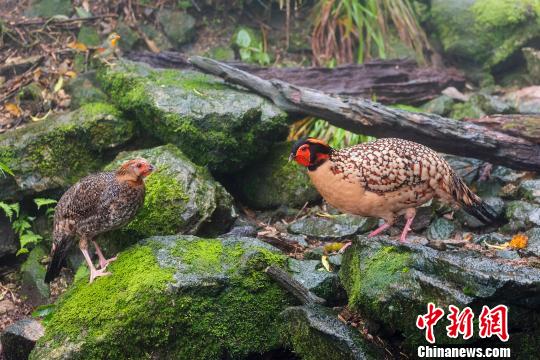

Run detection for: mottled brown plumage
[[290, 138, 497, 243], [45, 158, 154, 283]]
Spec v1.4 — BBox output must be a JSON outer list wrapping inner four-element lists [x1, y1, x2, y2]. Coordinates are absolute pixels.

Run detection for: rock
[[395, 205, 433, 232], [221, 225, 257, 238], [504, 86, 540, 114], [470, 93, 514, 114], [443, 155, 484, 184], [525, 227, 540, 257], [30, 235, 295, 359], [20, 246, 50, 307], [99, 60, 289, 173], [114, 22, 141, 52], [233, 142, 320, 209], [289, 215, 378, 240], [473, 232, 510, 245], [340, 236, 540, 354], [450, 99, 485, 120], [0, 213, 17, 259], [26, 0, 72, 18], [288, 259, 346, 304], [66, 72, 108, 109], [456, 196, 504, 228], [430, 0, 540, 70], [496, 249, 520, 260], [140, 24, 173, 51], [490, 166, 528, 183], [426, 218, 456, 240], [157, 9, 196, 47], [420, 95, 454, 116], [502, 200, 538, 232], [101, 145, 236, 253], [0, 299, 16, 315], [0, 103, 133, 200], [1, 319, 44, 360], [280, 305, 381, 360], [304, 246, 324, 260], [519, 179, 540, 204], [523, 47, 540, 83], [77, 26, 100, 47]]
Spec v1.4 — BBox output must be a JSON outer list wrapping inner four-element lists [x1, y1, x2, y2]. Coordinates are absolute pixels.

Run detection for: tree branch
[[190, 56, 540, 172]]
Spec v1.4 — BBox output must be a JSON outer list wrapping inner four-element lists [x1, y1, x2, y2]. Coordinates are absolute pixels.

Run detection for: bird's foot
[[98, 255, 117, 270], [368, 223, 391, 237], [338, 241, 352, 254], [89, 267, 111, 283]]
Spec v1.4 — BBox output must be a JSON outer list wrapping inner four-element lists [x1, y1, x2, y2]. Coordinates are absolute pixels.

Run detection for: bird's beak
[[149, 164, 156, 172], [288, 154, 294, 162]]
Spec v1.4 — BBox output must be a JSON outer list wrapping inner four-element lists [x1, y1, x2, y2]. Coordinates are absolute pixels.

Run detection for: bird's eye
[[136, 163, 142, 168]]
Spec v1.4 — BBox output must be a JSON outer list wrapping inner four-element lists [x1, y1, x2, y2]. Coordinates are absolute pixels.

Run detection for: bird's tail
[[450, 174, 499, 225], [45, 235, 73, 283]]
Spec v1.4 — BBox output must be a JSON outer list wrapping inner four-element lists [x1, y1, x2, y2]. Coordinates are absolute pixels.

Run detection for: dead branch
[[190, 56, 540, 172]]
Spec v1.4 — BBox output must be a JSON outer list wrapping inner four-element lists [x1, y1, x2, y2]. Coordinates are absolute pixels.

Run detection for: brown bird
[[45, 158, 155, 283], [290, 138, 497, 245]]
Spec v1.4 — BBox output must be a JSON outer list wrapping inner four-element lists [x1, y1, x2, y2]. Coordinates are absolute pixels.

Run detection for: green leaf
[[16, 247, 29, 256], [0, 202, 15, 221], [235, 29, 251, 48], [12, 217, 31, 236], [75, 6, 92, 18], [32, 304, 56, 324], [10, 203, 19, 218], [34, 198, 57, 210], [239, 48, 252, 61], [18, 231, 42, 253], [0, 161, 13, 176], [53, 76, 64, 93]]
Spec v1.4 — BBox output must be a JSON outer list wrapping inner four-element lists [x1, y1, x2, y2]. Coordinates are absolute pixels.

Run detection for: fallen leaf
[[5, 103, 22, 117], [509, 233, 528, 249], [68, 41, 88, 52], [53, 76, 64, 93], [31, 110, 51, 122], [65, 71, 77, 78], [323, 242, 344, 254], [321, 255, 332, 272]]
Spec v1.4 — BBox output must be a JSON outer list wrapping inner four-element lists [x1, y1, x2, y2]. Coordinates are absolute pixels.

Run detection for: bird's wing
[[336, 139, 444, 195]]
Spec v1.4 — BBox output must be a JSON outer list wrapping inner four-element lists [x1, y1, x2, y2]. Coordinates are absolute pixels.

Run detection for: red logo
[[479, 305, 509, 342], [416, 303, 445, 344], [446, 305, 474, 340], [417, 304, 509, 343]]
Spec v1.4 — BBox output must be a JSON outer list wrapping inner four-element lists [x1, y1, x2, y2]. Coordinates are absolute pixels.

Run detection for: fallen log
[[190, 56, 540, 172], [468, 114, 540, 145], [126, 51, 464, 104]]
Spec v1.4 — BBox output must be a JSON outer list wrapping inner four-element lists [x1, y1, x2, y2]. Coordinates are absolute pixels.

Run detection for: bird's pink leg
[[80, 240, 110, 283], [400, 210, 416, 243], [368, 223, 391, 237], [338, 241, 352, 253], [92, 241, 117, 269]]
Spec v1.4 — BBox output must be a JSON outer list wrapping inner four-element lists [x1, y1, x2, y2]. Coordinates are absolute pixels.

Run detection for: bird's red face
[[290, 138, 332, 169], [118, 158, 155, 180]]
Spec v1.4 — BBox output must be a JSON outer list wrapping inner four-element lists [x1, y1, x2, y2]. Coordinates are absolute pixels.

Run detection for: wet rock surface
[[289, 215, 378, 240], [20, 246, 49, 307], [99, 60, 289, 173], [0, 214, 17, 259], [0, 103, 133, 200], [280, 305, 381, 360], [232, 142, 320, 209], [30, 235, 294, 359], [1, 319, 44, 360], [340, 236, 540, 354], [288, 258, 346, 304]]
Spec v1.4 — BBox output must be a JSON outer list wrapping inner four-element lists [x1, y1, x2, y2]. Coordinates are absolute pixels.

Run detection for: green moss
[[124, 170, 189, 236], [34, 238, 293, 359], [472, 0, 539, 28]]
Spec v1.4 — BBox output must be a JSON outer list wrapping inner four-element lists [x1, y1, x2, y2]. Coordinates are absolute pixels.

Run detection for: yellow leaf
[[323, 242, 344, 254], [5, 103, 22, 116], [321, 255, 332, 272], [68, 41, 88, 52], [509, 233, 528, 249], [30, 110, 51, 122], [65, 71, 77, 78], [53, 76, 64, 93]]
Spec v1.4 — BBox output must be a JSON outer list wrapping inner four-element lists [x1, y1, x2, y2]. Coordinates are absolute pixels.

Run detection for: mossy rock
[[30, 235, 295, 359], [100, 145, 236, 254], [25, 0, 72, 18], [0, 103, 133, 200], [340, 236, 540, 352], [98, 60, 289, 173], [232, 142, 320, 209], [430, 0, 540, 71], [280, 305, 381, 360]]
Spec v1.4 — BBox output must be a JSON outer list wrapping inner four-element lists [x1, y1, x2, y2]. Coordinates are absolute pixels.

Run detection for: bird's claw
[[89, 268, 111, 283], [98, 255, 118, 270], [338, 241, 352, 254]]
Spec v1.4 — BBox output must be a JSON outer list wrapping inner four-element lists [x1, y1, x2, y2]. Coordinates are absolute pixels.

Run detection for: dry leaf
[[509, 233, 528, 249], [53, 77, 64, 93], [68, 41, 88, 52], [321, 255, 332, 272], [5, 103, 22, 117], [65, 71, 77, 78]]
